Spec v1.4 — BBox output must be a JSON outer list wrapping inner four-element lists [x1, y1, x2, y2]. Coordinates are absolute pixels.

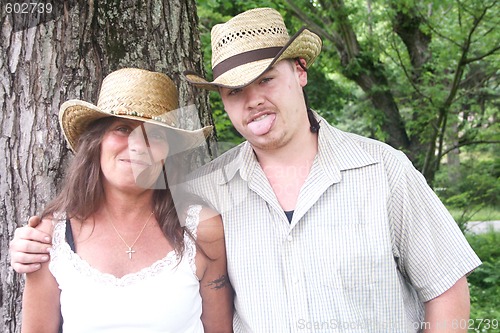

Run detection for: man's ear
[[294, 58, 308, 87], [295, 58, 307, 68]]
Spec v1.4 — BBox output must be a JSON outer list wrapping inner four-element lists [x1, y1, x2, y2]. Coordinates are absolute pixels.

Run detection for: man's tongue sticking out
[[247, 114, 276, 136]]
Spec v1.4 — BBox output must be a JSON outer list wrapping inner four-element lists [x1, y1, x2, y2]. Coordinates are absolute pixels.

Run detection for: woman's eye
[[112, 125, 133, 136], [228, 88, 242, 96], [116, 126, 130, 133]]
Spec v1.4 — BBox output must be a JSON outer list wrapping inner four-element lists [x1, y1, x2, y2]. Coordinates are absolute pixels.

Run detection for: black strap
[[65, 218, 76, 251], [59, 218, 76, 333]]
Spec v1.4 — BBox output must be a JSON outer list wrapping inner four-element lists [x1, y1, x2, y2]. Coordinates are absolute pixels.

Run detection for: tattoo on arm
[[206, 274, 229, 290]]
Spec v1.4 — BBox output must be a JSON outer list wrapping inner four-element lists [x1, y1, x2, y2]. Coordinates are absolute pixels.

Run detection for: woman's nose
[[128, 127, 149, 154]]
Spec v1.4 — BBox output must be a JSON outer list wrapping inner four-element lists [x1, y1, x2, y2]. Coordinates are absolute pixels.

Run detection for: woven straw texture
[[184, 8, 322, 90], [60, 68, 212, 152]]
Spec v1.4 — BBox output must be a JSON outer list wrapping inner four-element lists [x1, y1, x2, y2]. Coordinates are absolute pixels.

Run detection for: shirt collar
[[218, 141, 256, 185], [316, 115, 378, 174], [218, 115, 378, 185]]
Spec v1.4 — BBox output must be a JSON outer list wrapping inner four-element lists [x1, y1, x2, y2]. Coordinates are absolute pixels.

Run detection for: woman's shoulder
[[186, 205, 223, 244], [37, 212, 66, 234]]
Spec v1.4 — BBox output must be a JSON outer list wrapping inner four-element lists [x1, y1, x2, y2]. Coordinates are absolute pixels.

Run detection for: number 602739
[[4, 2, 53, 15]]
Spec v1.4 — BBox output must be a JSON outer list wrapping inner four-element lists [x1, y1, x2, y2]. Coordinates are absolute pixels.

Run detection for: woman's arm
[[21, 219, 61, 333], [196, 209, 234, 333]]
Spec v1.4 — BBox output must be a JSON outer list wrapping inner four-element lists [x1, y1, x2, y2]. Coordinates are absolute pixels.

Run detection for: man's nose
[[245, 85, 265, 109]]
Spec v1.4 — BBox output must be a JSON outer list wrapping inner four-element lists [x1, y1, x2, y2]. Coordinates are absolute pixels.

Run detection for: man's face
[[219, 60, 309, 151]]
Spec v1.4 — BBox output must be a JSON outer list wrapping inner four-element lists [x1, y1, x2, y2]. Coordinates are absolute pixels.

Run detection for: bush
[[434, 157, 499, 230], [466, 231, 500, 332]]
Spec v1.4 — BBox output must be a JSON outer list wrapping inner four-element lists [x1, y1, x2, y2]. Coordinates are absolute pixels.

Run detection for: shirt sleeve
[[388, 152, 481, 302]]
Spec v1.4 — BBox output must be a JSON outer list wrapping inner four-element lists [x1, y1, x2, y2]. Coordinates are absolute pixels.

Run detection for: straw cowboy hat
[[184, 7, 322, 90], [59, 68, 212, 153]]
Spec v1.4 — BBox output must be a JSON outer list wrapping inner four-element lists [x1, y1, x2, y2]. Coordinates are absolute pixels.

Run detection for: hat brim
[[59, 100, 212, 154], [184, 27, 322, 91]]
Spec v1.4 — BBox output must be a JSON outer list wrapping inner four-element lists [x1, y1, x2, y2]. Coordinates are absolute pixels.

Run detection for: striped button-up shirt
[[187, 117, 481, 332]]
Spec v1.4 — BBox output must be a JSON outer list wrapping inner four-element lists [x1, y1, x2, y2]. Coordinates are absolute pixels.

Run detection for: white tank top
[[49, 205, 204, 333]]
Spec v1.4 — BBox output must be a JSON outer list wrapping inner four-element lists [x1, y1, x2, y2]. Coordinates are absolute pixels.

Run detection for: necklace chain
[[108, 211, 154, 259]]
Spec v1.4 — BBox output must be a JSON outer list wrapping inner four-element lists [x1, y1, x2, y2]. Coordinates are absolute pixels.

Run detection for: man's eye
[[148, 131, 167, 141], [260, 77, 272, 84]]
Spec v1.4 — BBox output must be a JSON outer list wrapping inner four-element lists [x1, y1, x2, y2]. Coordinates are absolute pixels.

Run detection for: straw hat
[[184, 7, 322, 90], [59, 68, 212, 153]]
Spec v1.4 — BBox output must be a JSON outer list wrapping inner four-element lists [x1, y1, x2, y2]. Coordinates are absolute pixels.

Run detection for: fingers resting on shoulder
[[9, 216, 53, 274]]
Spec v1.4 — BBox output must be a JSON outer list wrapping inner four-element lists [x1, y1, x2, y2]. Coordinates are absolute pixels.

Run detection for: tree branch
[[385, 35, 432, 103], [463, 44, 500, 65], [284, 0, 343, 48], [441, 140, 500, 156]]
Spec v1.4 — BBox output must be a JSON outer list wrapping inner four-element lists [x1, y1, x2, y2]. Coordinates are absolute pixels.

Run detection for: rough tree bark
[[0, 1, 211, 332], [392, 5, 432, 166]]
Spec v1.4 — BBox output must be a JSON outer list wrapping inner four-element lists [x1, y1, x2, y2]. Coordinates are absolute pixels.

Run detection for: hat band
[[212, 46, 282, 80], [109, 109, 176, 126]]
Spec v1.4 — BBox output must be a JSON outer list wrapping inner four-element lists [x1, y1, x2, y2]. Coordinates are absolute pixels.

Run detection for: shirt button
[[287, 235, 293, 242]]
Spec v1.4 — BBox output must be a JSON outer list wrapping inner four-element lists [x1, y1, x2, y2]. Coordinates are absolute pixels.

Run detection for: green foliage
[[304, 61, 359, 126], [466, 231, 500, 329], [196, 0, 499, 181], [435, 155, 499, 230], [210, 92, 245, 153]]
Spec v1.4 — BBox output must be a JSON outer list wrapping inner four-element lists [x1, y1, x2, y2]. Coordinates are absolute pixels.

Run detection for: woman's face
[[100, 119, 170, 192]]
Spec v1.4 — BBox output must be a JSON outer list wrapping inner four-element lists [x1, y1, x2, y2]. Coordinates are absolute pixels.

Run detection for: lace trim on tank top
[[50, 205, 202, 287], [183, 205, 202, 274]]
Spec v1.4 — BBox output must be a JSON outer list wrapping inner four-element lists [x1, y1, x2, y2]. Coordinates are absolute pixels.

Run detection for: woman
[[20, 68, 233, 333]]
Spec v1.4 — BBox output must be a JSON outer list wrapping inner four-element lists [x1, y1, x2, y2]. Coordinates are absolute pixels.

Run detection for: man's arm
[[196, 209, 234, 333], [21, 218, 61, 333], [424, 276, 471, 332], [9, 216, 53, 273]]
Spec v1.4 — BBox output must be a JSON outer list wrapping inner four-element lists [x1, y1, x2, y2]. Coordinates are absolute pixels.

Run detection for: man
[[11, 7, 481, 332]]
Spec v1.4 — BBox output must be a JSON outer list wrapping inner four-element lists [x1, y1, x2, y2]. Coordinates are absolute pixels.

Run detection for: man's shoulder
[[321, 121, 412, 168], [188, 141, 246, 179]]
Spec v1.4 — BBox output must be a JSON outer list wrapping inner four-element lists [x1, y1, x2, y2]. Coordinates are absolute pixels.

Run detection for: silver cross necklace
[[109, 211, 154, 259]]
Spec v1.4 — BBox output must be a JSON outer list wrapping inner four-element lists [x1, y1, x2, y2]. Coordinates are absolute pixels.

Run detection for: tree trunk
[[286, 0, 411, 154], [392, 5, 433, 168], [0, 1, 210, 332]]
